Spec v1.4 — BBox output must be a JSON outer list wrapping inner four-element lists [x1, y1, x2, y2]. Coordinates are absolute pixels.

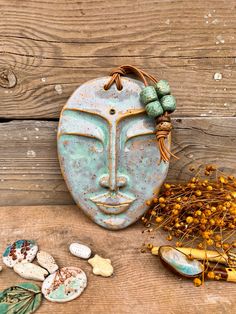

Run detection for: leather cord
[[104, 65, 157, 90], [104, 65, 178, 163]]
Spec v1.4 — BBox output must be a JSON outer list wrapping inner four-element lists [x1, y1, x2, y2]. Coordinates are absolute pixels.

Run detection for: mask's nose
[[99, 174, 127, 190]]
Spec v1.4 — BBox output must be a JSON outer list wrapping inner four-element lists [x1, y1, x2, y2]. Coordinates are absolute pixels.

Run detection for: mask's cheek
[[121, 135, 168, 197], [58, 135, 107, 197]]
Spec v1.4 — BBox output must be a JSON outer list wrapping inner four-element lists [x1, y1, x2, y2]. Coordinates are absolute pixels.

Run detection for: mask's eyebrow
[[126, 119, 155, 141], [58, 109, 105, 142]]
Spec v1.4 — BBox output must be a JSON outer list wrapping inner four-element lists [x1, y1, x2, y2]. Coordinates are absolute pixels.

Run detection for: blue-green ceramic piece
[[145, 100, 164, 117], [140, 85, 158, 105], [155, 80, 171, 96], [160, 95, 176, 113], [58, 77, 170, 230], [159, 246, 204, 277], [0, 282, 42, 314]]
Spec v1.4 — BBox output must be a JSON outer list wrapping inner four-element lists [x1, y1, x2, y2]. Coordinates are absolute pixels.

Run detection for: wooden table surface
[[0, 205, 235, 314]]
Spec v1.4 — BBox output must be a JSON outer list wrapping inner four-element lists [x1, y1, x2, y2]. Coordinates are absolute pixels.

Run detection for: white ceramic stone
[[13, 261, 48, 281], [69, 242, 92, 259], [88, 254, 113, 277], [2, 240, 38, 268], [37, 251, 59, 274], [41, 266, 87, 303]]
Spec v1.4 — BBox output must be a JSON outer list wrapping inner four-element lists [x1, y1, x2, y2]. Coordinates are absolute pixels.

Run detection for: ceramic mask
[[57, 77, 170, 230]]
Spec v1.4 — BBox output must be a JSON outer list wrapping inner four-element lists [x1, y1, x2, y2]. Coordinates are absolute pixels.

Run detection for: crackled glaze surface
[[58, 77, 170, 230]]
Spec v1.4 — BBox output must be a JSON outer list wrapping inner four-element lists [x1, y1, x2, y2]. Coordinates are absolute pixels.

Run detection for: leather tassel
[[156, 114, 179, 163]]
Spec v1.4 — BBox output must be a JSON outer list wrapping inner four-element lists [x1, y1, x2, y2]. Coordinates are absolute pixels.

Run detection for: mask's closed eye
[[59, 134, 104, 154], [59, 131, 103, 143], [125, 119, 155, 144], [58, 109, 106, 143]]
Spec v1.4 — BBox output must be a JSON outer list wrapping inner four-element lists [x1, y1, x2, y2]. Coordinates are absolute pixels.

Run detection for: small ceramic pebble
[[13, 261, 48, 281], [42, 267, 87, 303], [88, 254, 113, 277], [69, 242, 92, 259], [2, 240, 38, 268], [37, 251, 59, 274]]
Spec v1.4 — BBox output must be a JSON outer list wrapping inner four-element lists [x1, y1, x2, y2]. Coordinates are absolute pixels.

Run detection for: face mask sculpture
[[58, 66, 176, 230]]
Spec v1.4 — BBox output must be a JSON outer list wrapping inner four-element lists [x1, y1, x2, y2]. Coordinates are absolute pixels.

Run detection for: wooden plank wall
[[0, 0, 235, 205]]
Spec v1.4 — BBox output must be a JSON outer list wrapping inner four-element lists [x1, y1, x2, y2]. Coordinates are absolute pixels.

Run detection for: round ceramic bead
[[140, 86, 158, 105], [155, 80, 171, 96], [160, 95, 176, 113], [145, 100, 164, 117]]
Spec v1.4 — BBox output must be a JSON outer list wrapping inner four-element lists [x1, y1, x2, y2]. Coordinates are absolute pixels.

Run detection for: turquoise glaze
[[145, 100, 164, 117], [57, 77, 170, 230], [0, 283, 42, 314], [155, 80, 171, 96], [159, 246, 204, 277]]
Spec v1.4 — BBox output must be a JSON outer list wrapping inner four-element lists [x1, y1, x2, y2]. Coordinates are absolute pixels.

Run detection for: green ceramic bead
[[161, 95, 176, 113], [155, 80, 171, 96], [140, 86, 158, 105], [145, 100, 164, 117]]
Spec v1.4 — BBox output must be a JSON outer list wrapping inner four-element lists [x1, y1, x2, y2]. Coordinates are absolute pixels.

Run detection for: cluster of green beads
[[140, 80, 176, 118]]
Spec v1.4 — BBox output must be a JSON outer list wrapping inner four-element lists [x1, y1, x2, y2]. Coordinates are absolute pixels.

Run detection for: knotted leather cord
[[104, 65, 178, 163]]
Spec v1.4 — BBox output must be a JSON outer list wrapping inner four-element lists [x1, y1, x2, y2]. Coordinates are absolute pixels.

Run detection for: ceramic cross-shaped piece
[[57, 77, 170, 230]]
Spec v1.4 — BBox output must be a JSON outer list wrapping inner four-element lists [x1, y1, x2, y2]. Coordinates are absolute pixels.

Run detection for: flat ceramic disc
[[41, 267, 87, 303], [2, 240, 38, 268]]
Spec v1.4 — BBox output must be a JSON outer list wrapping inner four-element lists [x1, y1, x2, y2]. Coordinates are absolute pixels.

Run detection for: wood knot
[[0, 69, 17, 88]]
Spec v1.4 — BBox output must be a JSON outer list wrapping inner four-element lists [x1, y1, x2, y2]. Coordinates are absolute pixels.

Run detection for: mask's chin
[[95, 214, 129, 230]]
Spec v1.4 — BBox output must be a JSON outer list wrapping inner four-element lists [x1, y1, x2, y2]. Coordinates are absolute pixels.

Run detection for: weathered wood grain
[[0, 60, 236, 119], [0, 0, 236, 118], [0, 205, 235, 314], [0, 118, 235, 206]]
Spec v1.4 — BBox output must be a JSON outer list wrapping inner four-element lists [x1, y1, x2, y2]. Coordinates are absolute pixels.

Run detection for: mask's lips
[[90, 192, 135, 215]]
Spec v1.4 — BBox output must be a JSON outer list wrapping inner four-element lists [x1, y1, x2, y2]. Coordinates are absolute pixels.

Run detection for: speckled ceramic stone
[[2, 240, 38, 268], [41, 267, 87, 303], [69, 243, 92, 259], [13, 261, 48, 281], [155, 80, 171, 96], [145, 100, 164, 117], [37, 251, 59, 274]]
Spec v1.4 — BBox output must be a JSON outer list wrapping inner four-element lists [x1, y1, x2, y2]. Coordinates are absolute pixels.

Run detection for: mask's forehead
[[64, 77, 145, 120]]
